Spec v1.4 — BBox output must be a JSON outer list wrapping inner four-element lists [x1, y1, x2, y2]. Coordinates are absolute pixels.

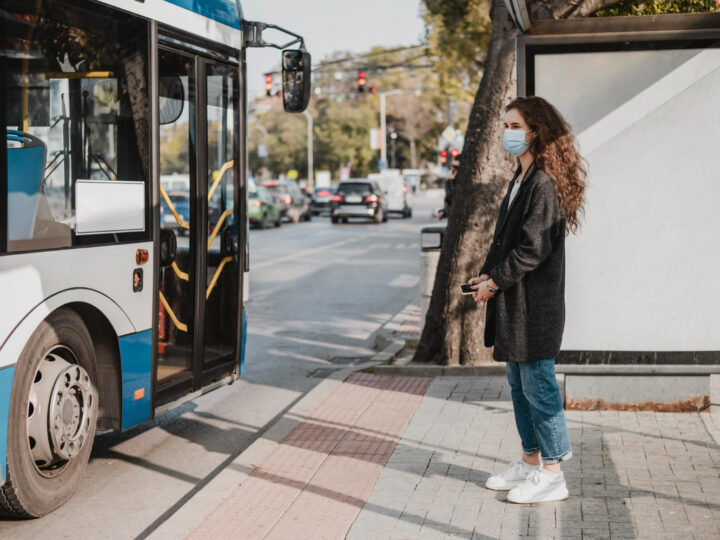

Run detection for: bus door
[[156, 46, 240, 405]]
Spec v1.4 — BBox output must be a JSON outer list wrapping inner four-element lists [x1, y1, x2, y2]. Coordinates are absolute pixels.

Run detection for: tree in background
[[422, 0, 492, 105], [415, 0, 719, 365], [314, 99, 377, 178], [249, 105, 307, 179]]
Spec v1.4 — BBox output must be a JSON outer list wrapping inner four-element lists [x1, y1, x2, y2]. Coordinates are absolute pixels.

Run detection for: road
[[0, 190, 443, 539]]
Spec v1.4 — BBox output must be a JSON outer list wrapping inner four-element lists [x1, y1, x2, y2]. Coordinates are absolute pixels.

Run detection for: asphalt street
[[0, 190, 444, 539]]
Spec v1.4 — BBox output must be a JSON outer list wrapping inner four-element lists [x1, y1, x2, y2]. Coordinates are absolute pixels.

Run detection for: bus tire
[[0, 309, 98, 518]]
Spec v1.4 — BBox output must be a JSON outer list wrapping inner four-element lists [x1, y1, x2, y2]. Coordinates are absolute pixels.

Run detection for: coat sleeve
[[479, 255, 491, 276], [487, 179, 563, 291]]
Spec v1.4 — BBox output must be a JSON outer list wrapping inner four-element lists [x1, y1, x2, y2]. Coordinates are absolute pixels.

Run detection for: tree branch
[[569, 0, 620, 18]]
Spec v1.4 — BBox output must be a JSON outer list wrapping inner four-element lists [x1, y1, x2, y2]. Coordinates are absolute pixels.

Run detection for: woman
[[468, 96, 586, 504]]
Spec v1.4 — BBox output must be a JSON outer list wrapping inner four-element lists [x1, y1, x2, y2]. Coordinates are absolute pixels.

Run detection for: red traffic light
[[265, 74, 272, 96], [357, 70, 367, 92], [450, 148, 461, 158], [370, 86, 377, 94]]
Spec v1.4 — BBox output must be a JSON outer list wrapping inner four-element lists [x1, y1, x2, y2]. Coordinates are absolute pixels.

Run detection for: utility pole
[[379, 89, 402, 170], [302, 109, 313, 186]]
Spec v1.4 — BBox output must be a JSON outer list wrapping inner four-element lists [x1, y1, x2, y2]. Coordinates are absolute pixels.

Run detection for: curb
[[147, 303, 416, 539]]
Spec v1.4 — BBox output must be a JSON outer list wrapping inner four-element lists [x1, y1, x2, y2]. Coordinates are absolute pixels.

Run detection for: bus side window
[[2, 0, 150, 253]]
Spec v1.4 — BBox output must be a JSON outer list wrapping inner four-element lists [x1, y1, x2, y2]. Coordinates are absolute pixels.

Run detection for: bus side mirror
[[282, 50, 311, 113]]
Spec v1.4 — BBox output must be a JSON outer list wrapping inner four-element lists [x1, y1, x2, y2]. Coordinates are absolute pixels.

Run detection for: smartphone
[[460, 284, 475, 295]]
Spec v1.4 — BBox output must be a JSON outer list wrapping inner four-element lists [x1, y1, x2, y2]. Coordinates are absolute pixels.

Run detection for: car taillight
[[251, 200, 262, 207], [317, 190, 331, 196], [280, 195, 292, 204], [265, 182, 278, 187], [330, 194, 344, 203], [403, 184, 408, 194], [364, 194, 379, 203]]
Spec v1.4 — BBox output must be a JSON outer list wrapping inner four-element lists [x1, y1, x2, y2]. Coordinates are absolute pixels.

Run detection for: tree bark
[[414, 0, 518, 365]]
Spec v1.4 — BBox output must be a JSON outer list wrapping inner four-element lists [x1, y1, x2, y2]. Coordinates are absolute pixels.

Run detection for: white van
[[368, 173, 412, 218]]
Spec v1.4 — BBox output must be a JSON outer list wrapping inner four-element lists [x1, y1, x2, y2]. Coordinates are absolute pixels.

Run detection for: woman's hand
[[467, 275, 494, 303]]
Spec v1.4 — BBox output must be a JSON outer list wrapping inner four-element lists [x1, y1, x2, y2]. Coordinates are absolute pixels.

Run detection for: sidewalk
[[182, 370, 720, 540]]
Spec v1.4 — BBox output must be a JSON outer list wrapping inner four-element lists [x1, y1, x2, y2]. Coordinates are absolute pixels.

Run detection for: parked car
[[311, 185, 336, 216], [330, 179, 387, 224], [160, 190, 191, 235], [370, 173, 412, 218], [264, 180, 312, 223], [249, 184, 282, 228]]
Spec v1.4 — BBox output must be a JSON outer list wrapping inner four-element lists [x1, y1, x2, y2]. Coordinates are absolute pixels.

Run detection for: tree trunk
[[414, 0, 518, 365], [410, 138, 418, 169]]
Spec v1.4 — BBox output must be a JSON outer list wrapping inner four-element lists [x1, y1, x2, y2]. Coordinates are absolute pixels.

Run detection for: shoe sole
[[506, 485, 569, 504], [485, 480, 524, 492]]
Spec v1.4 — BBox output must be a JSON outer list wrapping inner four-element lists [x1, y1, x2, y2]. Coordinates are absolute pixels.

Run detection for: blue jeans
[[506, 359, 572, 464]]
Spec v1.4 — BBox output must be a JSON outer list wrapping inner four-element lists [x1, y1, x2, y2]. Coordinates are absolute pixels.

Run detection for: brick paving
[[188, 373, 720, 540], [348, 376, 720, 540], [188, 373, 431, 540]]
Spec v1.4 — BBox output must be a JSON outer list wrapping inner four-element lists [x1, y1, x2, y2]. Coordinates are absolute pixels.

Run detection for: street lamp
[[379, 89, 402, 169], [302, 109, 313, 187]]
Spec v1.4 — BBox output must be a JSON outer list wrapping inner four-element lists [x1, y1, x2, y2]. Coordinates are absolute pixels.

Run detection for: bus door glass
[[203, 62, 239, 376], [157, 49, 196, 390]]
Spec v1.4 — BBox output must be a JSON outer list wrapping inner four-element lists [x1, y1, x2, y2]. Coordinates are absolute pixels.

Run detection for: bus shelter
[[513, 12, 720, 365]]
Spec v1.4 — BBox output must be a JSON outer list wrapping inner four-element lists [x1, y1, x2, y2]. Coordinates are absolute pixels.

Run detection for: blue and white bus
[[0, 0, 310, 517]]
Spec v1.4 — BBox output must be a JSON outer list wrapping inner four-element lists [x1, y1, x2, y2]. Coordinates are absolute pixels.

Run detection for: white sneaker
[[506, 469, 569, 503], [485, 460, 538, 491]]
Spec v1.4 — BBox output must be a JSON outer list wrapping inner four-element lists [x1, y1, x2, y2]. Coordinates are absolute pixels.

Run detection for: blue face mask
[[503, 129, 531, 156]]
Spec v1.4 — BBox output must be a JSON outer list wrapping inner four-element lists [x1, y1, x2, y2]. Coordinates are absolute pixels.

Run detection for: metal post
[[379, 89, 402, 169], [380, 93, 387, 165], [302, 109, 313, 186]]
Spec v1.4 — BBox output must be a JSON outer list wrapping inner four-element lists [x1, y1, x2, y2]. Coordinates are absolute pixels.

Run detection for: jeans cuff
[[542, 449, 573, 465], [522, 446, 540, 455]]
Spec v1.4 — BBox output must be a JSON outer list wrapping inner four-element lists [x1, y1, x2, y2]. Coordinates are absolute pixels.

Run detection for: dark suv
[[330, 179, 387, 224], [264, 180, 312, 223]]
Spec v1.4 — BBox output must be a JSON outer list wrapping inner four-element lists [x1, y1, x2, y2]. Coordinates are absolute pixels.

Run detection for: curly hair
[[506, 96, 587, 234]]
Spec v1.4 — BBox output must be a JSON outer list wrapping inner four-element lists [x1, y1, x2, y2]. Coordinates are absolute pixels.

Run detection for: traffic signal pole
[[379, 89, 402, 168], [302, 109, 314, 186]]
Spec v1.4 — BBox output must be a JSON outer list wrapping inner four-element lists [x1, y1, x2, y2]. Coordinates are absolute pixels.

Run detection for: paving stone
[[187, 374, 720, 540]]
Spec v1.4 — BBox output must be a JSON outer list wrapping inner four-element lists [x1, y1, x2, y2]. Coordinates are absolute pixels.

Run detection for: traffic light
[[439, 149, 448, 165], [370, 86, 377, 94], [450, 148, 461, 159], [265, 74, 272, 96], [357, 70, 366, 92]]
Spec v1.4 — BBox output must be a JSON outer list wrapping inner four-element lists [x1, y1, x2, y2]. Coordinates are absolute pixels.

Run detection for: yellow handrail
[[44, 71, 113, 79], [160, 184, 190, 230], [207, 208, 233, 251], [158, 291, 188, 332], [207, 160, 234, 202], [170, 261, 189, 281], [206, 257, 233, 299]]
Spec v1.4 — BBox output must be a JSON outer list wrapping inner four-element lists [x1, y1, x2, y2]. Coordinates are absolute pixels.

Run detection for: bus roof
[[95, 0, 243, 49]]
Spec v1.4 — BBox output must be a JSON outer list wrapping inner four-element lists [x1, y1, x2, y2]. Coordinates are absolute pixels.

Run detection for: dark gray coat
[[479, 165, 566, 363]]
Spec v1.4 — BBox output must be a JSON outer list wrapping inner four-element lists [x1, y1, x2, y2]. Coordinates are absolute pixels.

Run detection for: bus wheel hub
[[28, 353, 94, 468]]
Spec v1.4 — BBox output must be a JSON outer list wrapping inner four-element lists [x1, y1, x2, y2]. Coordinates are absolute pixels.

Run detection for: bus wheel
[[0, 309, 98, 518]]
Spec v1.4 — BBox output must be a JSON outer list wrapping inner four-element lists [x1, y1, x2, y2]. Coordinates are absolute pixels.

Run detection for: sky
[[241, 0, 426, 95]]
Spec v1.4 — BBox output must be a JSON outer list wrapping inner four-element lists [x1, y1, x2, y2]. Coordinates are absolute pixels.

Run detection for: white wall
[[535, 48, 720, 351]]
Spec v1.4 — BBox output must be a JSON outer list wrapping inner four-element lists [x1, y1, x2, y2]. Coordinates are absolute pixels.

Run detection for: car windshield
[[337, 182, 372, 196]]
